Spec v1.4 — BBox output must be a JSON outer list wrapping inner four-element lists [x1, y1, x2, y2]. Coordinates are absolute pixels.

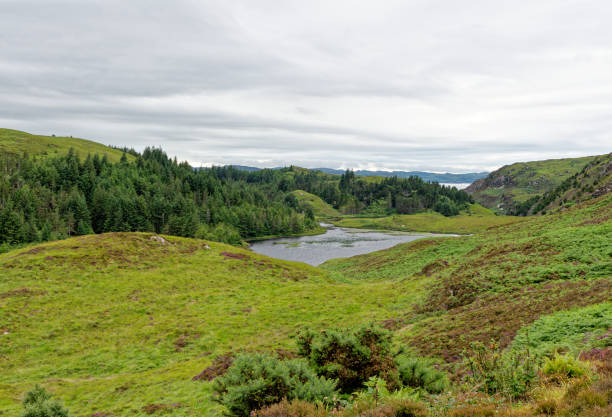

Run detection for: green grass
[[332, 204, 523, 234], [0, 128, 134, 163], [467, 155, 598, 212], [290, 190, 341, 218], [511, 302, 612, 356], [0, 233, 428, 416]]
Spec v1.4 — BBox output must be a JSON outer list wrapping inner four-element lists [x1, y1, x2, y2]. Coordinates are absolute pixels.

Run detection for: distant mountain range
[[225, 165, 488, 184]]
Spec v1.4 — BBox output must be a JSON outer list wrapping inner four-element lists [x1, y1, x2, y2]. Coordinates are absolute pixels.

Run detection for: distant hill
[[226, 165, 488, 184], [466, 155, 599, 213], [0, 128, 134, 163]]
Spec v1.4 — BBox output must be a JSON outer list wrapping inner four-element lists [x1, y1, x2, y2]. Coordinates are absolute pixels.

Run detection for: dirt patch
[[220, 251, 249, 260], [0, 287, 46, 299], [193, 353, 235, 381], [142, 403, 182, 415]]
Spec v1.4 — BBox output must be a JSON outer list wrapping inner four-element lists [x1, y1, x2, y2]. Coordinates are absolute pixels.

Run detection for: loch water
[[249, 224, 455, 266]]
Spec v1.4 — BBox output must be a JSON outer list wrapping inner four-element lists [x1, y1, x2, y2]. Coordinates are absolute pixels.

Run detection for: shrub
[[396, 356, 449, 394], [212, 353, 337, 417], [464, 342, 537, 400], [22, 385, 71, 417], [297, 325, 399, 393], [541, 354, 587, 382]]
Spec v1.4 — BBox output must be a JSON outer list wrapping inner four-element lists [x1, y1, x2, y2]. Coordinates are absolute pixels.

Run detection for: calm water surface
[[249, 224, 455, 266]]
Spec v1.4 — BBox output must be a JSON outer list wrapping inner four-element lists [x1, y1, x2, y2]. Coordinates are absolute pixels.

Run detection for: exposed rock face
[[465, 173, 514, 194]]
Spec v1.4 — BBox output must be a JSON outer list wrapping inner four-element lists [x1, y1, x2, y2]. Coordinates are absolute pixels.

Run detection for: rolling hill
[[466, 154, 598, 213], [0, 128, 134, 163], [0, 233, 429, 416]]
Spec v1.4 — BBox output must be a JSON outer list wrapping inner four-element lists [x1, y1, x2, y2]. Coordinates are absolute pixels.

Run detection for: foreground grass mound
[[0, 128, 133, 163], [0, 233, 429, 415]]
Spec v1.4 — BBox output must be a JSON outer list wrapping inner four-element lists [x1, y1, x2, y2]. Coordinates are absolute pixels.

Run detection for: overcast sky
[[1, 0, 611, 172]]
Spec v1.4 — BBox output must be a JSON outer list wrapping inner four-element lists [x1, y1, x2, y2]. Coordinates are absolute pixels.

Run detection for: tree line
[[0, 148, 473, 247]]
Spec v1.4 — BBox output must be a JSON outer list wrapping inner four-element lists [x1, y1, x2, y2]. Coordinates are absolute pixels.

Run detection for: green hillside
[[1, 193, 611, 415], [466, 154, 598, 213], [290, 190, 341, 217], [0, 128, 133, 163], [322, 194, 612, 362]]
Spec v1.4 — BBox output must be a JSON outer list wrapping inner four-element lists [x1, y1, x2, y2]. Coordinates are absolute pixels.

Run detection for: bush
[[396, 356, 449, 394], [541, 354, 587, 382], [212, 353, 337, 417], [297, 325, 399, 393], [464, 342, 537, 400], [22, 385, 70, 417]]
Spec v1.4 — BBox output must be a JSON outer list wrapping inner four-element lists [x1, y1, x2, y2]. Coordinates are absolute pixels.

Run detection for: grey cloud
[[1, 0, 611, 172]]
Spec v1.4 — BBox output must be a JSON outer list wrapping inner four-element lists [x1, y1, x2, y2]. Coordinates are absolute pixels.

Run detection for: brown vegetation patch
[[407, 278, 612, 362], [0, 287, 46, 299], [141, 403, 182, 415], [380, 318, 405, 330], [419, 259, 449, 277], [90, 413, 113, 417], [274, 348, 298, 360], [14, 247, 47, 257], [174, 333, 199, 352], [193, 353, 235, 381], [220, 251, 249, 260]]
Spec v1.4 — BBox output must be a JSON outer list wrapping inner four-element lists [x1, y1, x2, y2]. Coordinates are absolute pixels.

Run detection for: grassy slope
[[332, 204, 524, 234], [466, 155, 597, 212], [0, 233, 428, 416], [290, 190, 341, 218], [322, 194, 612, 361], [0, 128, 134, 163]]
